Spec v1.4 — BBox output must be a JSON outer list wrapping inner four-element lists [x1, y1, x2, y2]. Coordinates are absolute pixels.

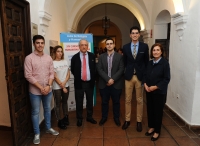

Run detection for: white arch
[[41, 0, 185, 31], [155, 10, 171, 24], [68, 0, 150, 32]]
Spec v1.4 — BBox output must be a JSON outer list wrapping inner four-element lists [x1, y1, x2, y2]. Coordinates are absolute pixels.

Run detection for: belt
[[81, 80, 90, 83]]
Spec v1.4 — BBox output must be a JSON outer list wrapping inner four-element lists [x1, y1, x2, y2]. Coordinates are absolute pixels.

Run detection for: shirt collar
[[34, 50, 44, 56], [80, 51, 88, 55], [107, 51, 115, 57], [131, 41, 139, 47], [153, 57, 162, 64]]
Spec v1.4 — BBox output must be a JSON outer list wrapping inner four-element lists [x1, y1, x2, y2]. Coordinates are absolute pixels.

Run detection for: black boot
[[58, 120, 67, 129], [62, 115, 69, 125]]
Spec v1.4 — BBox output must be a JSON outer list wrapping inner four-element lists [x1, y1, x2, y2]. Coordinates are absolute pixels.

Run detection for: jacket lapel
[[127, 43, 133, 59], [103, 53, 108, 70], [112, 52, 116, 67], [135, 42, 141, 60]]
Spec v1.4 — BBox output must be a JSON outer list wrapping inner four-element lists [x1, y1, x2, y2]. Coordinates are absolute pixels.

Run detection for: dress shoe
[[58, 120, 67, 129], [136, 122, 142, 132], [145, 130, 154, 136], [86, 118, 97, 124], [77, 119, 82, 127], [151, 133, 160, 141], [114, 118, 121, 127], [99, 118, 107, 126], [122, 121, 130, 130], [62, 115, 69, 125]]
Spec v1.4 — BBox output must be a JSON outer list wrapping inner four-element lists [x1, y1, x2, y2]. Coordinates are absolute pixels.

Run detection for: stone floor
[[1, 87, 200, 146]]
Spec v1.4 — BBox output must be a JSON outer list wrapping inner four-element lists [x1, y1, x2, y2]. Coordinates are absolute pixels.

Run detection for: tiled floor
[[1, 87, 200, 146]]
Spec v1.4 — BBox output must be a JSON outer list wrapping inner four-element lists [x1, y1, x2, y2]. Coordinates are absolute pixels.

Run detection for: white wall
[[166, 0, 200, 125], [27, 0, 68, 123], [0, 18, 11, 127], [154, 24, 168, 40]]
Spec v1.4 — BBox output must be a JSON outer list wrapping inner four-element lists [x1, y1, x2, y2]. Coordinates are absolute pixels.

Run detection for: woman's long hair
[[52, 45, 64, 60]]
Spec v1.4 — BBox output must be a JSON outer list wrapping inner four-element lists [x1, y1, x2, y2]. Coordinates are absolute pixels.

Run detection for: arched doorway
[[84, 20, 122, 55], [154, 10, 171, 60], [77, 3, 141, 46]]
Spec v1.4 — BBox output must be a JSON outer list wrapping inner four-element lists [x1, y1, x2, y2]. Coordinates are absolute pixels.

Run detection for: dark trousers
[[146, 92, 166, 133], [53, 87, 69, 120], [75, 82, 94, 120], [100, 85, 122, 119]]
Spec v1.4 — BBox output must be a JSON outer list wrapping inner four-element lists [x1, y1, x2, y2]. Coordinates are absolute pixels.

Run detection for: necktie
[[108, 55, 112, 77], [133, 45, 137, 59], [82, 53, 87, 81], [133, 45, 137, 74]]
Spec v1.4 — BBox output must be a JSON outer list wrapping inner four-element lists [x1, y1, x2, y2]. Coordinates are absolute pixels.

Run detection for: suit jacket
[[71, 51, 96, 89], [123, 42, 149, 81], [143, 58, 170, 94], [97, 52, 124, 89]]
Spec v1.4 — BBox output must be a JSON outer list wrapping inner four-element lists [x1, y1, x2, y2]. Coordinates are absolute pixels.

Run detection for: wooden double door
[[0, 0, 32, 145]]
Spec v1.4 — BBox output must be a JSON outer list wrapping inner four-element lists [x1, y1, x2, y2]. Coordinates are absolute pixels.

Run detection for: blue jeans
[[29, 92, 52, 134]]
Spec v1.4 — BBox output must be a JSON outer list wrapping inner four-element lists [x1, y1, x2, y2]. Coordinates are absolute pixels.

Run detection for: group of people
[[24, 26, 170, 145]]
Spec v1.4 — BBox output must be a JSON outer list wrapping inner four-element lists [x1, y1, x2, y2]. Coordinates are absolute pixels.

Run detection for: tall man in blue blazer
[[71, 39, 97, 127], [97, 38, 124, 126], [122, 26, 149, 132]]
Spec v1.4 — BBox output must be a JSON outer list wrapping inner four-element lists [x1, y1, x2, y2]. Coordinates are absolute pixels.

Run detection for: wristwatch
[[47, 84, 52, 88]]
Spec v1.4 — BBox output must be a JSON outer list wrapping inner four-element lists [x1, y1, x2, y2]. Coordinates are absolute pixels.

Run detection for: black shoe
[[136, 122, 142, 132], [77, 119, 82, 127], [62, 115, 69, 125], [86, 118, 97, 124], [58, 120, 67, 129], [99, 118, 107, 126], [151, 133, 160, 141], [114, 119, 121, 127], [145, 130, 154, 136], [122, 121, 130, 130]]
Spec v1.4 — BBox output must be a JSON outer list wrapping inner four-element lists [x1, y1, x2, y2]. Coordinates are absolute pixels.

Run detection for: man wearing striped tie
[[122, 26, 149, 132]]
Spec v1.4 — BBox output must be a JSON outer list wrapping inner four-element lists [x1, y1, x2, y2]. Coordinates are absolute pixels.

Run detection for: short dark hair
[[105, 37, 115, 44], [130, 26, 140, 34], [33, 35, 45, 43], [52, 45, 64, 60], [150, 43, 164, 59]]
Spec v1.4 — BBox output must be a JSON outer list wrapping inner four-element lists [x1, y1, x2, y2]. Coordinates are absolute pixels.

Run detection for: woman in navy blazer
[[143, 43, 170, 141]]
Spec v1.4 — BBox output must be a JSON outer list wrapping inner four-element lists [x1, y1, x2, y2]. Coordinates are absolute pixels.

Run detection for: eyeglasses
[[131, 32, 139, 35], [106, 43, 113, 45]]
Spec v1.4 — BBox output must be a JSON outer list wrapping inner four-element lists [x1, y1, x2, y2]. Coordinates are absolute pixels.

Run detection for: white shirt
[[52, 60, 69, 89]]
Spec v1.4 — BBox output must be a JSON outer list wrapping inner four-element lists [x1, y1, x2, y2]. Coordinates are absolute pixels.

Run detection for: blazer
[[143, 58, 170, 94], [97, 52, 124, 89], [71, 51, 96, 89], [123, 42, 149, 81]]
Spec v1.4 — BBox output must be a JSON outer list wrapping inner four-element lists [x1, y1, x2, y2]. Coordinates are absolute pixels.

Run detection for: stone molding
[[39, 10, 52, 36], [172, 13, 188, 41], [140, 29, 151, 44]]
